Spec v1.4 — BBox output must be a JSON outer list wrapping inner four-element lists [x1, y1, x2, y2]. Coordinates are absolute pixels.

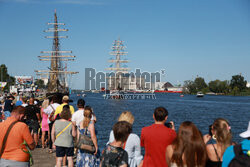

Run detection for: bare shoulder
[[206, 144, 217, 160], [206, 144, 214, 151]]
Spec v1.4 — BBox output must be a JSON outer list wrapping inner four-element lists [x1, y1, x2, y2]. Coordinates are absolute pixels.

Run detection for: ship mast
[[106, 38, 130, 73], [106, 38, 130, 90], [35, 10, 78, 94]]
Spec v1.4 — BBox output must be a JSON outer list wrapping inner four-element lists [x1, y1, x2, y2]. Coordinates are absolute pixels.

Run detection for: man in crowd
[[140, 107, 176, 167], [71, 98, 85, 127], [3, 95, 14, 120], [222, 121, 250, 167], [25, 97, 41, 147], [43, 95, 60, 153], [0, 106, 35, 167], [54, 95, 74, 119]]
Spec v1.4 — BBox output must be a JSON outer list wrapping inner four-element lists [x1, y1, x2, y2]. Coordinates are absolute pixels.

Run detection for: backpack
[[101, 146, 125, 167], [228, 144, 250, 167]]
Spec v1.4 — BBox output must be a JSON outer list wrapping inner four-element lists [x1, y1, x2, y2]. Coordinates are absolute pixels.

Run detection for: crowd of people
[[0, 94, 249, 167]]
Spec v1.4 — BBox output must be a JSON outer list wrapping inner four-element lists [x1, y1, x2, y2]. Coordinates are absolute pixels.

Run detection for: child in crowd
[[108, 111, 143, 167], [100, 121, 132, 167]]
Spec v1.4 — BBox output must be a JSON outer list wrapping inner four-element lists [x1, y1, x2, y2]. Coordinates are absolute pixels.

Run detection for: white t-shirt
[[21, 103, 28, 107], [72, 109, 84, 127], [43, 103, 60, 123], [71, 109, 94, 127]]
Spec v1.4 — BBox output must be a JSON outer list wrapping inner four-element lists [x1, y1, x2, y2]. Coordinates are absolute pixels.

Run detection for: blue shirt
[[222, 139, 250, 167], [15, 100, 23, 106]]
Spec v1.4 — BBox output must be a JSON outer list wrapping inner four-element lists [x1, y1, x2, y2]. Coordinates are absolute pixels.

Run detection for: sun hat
[[239, 121, 250, 138]]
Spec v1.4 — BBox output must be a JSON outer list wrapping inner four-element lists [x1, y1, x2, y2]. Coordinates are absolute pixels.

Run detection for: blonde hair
[[82, 106, 92, 128], [212, 118, 232, 155], [42, 99, 49, 109], [118, 111, 134, 125]]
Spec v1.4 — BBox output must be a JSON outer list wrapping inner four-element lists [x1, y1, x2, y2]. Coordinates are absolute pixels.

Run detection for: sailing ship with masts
[[35, 10, 78, 98]]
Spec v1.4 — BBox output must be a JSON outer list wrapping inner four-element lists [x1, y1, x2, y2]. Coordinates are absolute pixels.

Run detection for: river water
[[69, 93, 250, 151]]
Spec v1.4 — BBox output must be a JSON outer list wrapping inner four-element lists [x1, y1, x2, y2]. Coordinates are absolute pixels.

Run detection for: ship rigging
[[35, 10, 78, 94]]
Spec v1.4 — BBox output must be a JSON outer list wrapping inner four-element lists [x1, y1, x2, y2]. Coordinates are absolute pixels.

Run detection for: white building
[[247, 82, 250, 88]]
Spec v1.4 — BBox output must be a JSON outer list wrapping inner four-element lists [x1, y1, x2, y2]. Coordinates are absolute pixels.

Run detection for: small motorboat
[[196, 92, 204, 97]]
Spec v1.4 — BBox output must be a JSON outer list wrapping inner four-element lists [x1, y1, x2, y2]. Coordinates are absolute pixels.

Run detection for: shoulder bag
[[74, 127, 95, 154], [49, 105, 56, 122]]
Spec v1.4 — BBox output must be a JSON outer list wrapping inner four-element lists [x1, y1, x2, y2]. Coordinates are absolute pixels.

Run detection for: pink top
[[41, 108, 49, 131]]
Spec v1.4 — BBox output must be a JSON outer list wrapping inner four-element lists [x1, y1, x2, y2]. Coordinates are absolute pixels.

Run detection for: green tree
[[231, 86, 240, 96], [230, 75, 247, 91], [183, 80, 197, 94], [34, 79, 45, 89], [0, 64, 15, 91], [209, 80, 230, 94], [194, 77, 207, 91], [218, 80, 230, 94], [209, 80, 220, 93]]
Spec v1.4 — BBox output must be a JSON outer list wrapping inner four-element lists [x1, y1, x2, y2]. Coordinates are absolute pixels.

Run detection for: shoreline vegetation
[[182, 75, 250, 96], [1, 64, 250, 96]]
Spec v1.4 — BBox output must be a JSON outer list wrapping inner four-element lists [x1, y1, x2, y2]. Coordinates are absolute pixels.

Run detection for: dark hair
[[113, 121, 132, 142], [154, 107, 168, 121], [60, 107, 71, 120], [22, 97, 27, 103], [63, 105, 70, 110], [52, 95, 60, 104], [29, 97, 34, 105], [12, 106, 26, 115], [7, 95, 15, 100], [171, 121, 207, 167], [77, 99, 85, 108]]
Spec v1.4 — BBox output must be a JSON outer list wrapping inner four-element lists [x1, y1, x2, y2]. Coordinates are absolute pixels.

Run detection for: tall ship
[[35, 10, 78, 96], [105, 38, 130, 90]]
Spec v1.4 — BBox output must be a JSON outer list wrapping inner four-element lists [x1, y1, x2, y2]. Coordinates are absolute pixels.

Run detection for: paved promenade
[[32, 148, 56, 167]]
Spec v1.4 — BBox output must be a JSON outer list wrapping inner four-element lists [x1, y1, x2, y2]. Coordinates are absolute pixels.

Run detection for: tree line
[[0, 64, 15, 91], [183, 75, 249, 96], [0, 64, 46, 91]]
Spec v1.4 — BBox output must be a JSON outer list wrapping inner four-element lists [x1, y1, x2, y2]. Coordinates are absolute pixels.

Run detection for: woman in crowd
[[40, 99, 49, 148], [52, 107, 76, 167], [204, 118, 232, 167], [76, 106, 99, 167], [108, 111, 143, 167], [166, 121, 207, 167]]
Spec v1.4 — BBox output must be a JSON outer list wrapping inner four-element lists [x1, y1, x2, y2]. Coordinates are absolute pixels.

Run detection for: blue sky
[[0, 0, 250, 89]]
